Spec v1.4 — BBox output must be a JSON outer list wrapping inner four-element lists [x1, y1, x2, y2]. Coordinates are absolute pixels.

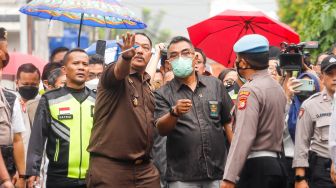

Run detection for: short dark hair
[[16, 63, 41, 80], [63, 48, 88, 65], [49, 46, 69, 63], [42, 62, 62, 81], [167, 36, 194, 52], [195, 48, 207, 64], [89, 54, 104, 65], [238, 52, 269, 70], [0, 27, 7, 40], [135, 32, 152, 47], [47, 68, 63, 87], [218, 68, 236, 81]]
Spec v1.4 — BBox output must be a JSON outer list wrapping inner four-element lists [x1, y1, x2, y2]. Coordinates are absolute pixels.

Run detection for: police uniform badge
[[238, 91, 250, 110], [208, 101, 219, 118], [58, 107, 73, 120], [132, 98, 138, 107]]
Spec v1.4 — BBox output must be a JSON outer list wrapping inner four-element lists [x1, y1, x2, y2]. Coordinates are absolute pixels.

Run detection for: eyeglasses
[[168, 49, 194, 61], [88, 73, 102, 80]]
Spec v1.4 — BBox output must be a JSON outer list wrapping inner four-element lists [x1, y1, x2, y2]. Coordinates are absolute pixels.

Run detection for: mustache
[[133, 55, 145, 61]]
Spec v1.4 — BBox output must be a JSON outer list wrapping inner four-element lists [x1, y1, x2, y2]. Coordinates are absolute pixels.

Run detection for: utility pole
[[27, 0, 33, 54], [19, 10, 28, 53]]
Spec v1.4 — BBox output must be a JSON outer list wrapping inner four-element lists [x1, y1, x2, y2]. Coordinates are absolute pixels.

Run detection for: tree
[[141, 8, 172, 44], [278, 0, 336, 56]]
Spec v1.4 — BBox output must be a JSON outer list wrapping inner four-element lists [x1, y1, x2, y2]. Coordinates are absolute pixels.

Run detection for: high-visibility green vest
[[48, 93, 95, 179]]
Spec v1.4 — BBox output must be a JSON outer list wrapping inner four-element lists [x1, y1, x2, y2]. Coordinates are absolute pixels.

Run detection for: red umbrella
[[187, 9, 300, 68], [3, 52, 47, 75]]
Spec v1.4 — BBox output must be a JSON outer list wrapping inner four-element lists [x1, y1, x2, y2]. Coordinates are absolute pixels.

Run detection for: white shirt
[[329, 93, 336, 169], [11, 97, 25, 134], [284, 103, 294, 157]]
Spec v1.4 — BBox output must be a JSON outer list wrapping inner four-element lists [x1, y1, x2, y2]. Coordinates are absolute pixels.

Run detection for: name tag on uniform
[[58, 107, 73, 120], [208, 101, 219, 118]]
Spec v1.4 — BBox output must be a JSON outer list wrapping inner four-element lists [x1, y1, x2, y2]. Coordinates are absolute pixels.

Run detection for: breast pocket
[[203, 99, 222, 127], [316, 118, 330, 141]]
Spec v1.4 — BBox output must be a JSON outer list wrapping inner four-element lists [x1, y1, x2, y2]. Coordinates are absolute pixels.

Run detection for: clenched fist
[[173, 99, 192, 116]]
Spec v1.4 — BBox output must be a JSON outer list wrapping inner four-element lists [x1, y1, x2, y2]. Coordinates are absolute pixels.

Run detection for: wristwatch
[[169, 106, 179, 117], [19, 174, 27, 179], [294, 175, 306, 182]]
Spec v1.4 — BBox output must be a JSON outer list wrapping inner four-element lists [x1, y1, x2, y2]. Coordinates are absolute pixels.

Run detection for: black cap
[[321, 55, 336, 72]]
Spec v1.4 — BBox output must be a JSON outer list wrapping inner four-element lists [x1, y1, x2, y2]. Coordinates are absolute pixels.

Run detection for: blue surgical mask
[[171, 57, 193, 78]]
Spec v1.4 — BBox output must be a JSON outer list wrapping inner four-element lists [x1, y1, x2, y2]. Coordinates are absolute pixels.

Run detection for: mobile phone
[[295, 79, 314, 91], [96, 40, 106, 57]]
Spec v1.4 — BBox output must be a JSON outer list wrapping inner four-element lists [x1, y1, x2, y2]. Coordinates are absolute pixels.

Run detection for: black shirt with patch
[[154, 74, 233, 181]]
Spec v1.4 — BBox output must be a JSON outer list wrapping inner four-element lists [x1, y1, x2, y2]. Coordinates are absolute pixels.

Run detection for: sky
[[120, 0, 278, 37]]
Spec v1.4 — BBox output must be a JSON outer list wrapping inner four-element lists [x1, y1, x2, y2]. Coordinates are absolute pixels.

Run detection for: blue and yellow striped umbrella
[[19, 0, 147, 46]]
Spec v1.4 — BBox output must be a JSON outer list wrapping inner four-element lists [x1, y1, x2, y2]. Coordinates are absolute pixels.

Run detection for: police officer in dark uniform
[[293, 55, 336, 188], [221, 34, 287, 188]]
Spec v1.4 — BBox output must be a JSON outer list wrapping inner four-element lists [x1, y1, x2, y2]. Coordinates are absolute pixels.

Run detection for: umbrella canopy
[[3, 52, 47, 75], [188, 9, 300, 67], [19, 0, 146, 46]]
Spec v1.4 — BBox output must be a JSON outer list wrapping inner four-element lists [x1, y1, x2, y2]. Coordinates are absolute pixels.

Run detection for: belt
[[91, 153, 150, 165], [247, 151, 278, 159]]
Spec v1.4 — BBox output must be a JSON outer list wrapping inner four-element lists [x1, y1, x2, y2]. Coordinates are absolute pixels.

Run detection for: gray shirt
[[154, 74, 233, 181], [223, 69, 287, 182], [293, 89, 332, 168]]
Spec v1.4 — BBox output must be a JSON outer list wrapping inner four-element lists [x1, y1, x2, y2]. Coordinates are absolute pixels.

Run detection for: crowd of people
[[0, 25, 336, 188]]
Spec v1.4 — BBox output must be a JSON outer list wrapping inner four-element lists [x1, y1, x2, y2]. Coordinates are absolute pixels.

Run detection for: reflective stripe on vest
[[49, 93, 95, 179]]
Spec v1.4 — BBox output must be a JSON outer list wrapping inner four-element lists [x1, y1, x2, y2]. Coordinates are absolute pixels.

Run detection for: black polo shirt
[[154, 74, 233, 181]]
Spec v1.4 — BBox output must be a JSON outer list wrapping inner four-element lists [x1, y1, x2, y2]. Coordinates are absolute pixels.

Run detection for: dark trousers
[[46, 176, 86, 188], [284, 157, 295, 188], [86, 155, 160, 188], [308, 153, 336, 188], [237, 157, 287, 188]]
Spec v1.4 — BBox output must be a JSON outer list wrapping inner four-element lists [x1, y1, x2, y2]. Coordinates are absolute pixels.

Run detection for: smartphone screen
[[96, 40, 106, 57]]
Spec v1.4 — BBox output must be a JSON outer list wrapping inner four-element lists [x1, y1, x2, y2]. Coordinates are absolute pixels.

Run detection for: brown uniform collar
[[171, 73, 206, 92]]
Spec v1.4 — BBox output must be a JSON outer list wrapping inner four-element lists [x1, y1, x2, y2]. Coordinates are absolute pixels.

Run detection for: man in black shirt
[[26, 48, 96, 188], [154, 36, 233, 188]]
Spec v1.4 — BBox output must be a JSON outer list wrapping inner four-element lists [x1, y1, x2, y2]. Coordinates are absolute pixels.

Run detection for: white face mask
[[85, 78, 99, 91]]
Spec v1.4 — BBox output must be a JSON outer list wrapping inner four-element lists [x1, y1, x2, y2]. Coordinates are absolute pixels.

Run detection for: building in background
[[0, 0, 278, 77], [121, 0, 278, 75]]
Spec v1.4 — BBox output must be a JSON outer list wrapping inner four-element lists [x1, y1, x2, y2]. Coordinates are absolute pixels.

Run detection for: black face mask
[[296, 91, 315, 102], [224, 80, 235, 92], [18, 86, 39, 100]]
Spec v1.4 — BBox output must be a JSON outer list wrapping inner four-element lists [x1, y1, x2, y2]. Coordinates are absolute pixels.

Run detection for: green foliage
[[141, 8, 172, 44], [278, 0, 336, 58]]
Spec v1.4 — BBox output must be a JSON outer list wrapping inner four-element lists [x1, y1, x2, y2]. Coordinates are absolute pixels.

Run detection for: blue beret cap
[[233, 34, 269, 53]]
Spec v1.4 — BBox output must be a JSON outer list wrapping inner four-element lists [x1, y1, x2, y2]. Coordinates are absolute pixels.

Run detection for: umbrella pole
[[77, 13, 84, 47]]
